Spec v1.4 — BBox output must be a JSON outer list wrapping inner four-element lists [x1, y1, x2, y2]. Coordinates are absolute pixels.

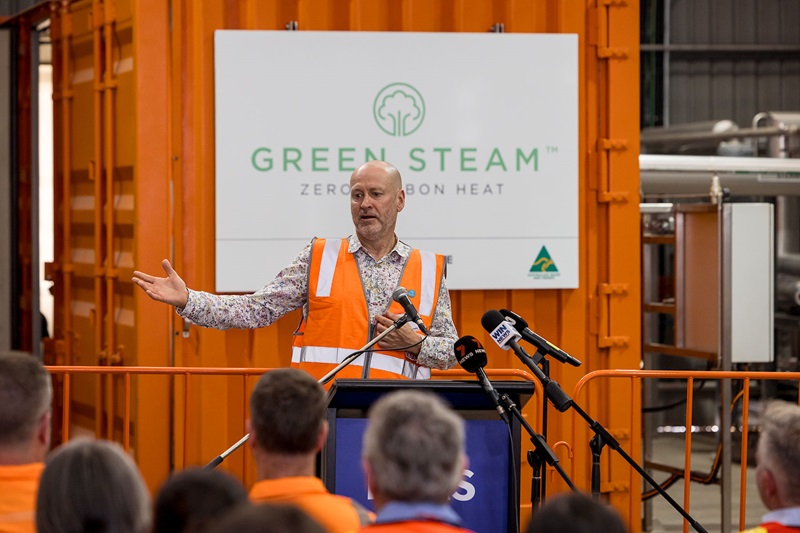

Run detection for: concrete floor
[[644, 434, 767, 533]]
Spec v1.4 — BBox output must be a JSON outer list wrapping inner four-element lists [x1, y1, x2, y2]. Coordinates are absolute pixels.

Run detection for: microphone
[[481, 310, 572, 412], [454, 335, 509, 424], [392, 287, 429, 335], [499, 309, 582, 367]]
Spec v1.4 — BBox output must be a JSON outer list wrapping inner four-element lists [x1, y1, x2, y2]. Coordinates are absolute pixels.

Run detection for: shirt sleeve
[[414, 274, 458, 370], [177, 243, 312, 329]]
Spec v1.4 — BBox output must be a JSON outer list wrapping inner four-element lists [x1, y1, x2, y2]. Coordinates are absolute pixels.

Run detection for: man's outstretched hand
[[132, 259, 189, 308]]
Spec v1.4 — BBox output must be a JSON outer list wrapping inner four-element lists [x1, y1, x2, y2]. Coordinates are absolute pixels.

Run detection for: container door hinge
[[600, 481, 630, 494], [600, 138, 628, 151], [597, 47, 629, 59], [595, 283, 631, 348], [597, 139, 630, 203], [590, 0, 631, 60], [598, 190, 629, 204]]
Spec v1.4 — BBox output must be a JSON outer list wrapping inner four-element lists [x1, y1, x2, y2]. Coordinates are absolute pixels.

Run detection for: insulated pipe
[[640, 155, 800, 196], [778, 254, 800, 277], [777, 274, 800, 311]]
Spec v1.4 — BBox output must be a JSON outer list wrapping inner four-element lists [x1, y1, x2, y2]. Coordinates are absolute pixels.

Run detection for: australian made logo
[[373, 82, 425, 137], [528, 246, 560, 280]]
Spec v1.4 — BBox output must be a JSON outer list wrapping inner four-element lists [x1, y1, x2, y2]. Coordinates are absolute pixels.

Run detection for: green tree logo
[[373, 83, 426, 137], [530, 247, 559, 272]]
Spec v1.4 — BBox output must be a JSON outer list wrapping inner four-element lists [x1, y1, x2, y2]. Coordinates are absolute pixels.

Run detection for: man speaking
[[133, 161, 458, 380]]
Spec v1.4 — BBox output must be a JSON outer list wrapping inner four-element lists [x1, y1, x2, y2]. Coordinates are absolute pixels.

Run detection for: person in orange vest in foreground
[[0, 353, 52, 533], [247, 368, 373, 533], [360, 389, 474, 533], [132, 160, 457, 382], [741, 400, 800, 533]]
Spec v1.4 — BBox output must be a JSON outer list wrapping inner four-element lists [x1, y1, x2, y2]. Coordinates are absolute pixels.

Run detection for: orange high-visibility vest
[[291, 238, 445, 382]]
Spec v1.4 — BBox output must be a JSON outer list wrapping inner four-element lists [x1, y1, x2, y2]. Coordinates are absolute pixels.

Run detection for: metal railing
[[571, 370, 800, 533], [45, 366, 542, 476]]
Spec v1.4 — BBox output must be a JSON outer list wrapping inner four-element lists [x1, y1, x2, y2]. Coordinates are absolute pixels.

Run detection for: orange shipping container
[[32, 0, 640, 529]]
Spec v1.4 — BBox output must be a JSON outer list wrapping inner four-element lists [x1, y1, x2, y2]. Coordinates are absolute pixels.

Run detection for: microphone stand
[[533, 357, 550, 507], [498, 391, 578, 510], [205, 314, 411, 469], [516, 354, 708, 533]]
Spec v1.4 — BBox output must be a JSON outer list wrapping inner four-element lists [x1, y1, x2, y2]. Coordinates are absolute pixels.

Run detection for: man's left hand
[[374, 311, 423, 355]]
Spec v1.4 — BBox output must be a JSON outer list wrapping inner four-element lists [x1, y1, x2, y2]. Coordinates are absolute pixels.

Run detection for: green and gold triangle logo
[[530, 246, 558, 272]]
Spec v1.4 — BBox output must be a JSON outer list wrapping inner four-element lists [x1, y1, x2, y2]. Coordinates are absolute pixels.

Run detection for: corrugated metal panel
[[666, 0, 800, 127], [49, 0, 642, 526], [50, 0, 171, 488]]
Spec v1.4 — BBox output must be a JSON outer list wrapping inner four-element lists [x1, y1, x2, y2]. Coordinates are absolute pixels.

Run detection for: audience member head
[[206, 503, 325, 533], [362, 390, 465, 507], [248, 369, 327, 456], [153, 467, 248, 533], [36, 438, 151, 533], [0, 352, 52, 463], [755, 399, 800, 509], [526, 491, 628, 533]]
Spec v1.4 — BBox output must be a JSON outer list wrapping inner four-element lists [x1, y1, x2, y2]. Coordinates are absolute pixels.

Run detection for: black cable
[[642, 379, 710, 413], [506, 421, 520, 533]]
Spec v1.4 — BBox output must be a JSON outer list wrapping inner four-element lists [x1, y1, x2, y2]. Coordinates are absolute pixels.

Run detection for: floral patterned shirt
[[178, 235, 458, 370]]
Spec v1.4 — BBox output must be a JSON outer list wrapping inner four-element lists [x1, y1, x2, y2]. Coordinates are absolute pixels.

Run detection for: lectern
[[322, 379, 535, 533]]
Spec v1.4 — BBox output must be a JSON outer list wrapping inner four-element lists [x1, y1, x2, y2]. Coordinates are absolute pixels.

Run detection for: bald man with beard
[[134, 161, 458, 382]]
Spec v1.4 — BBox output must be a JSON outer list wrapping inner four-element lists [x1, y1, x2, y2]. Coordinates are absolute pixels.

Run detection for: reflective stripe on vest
[[291, 346, 431, 380], [315, 238, 342, 298], [419, 250, 437, 317]]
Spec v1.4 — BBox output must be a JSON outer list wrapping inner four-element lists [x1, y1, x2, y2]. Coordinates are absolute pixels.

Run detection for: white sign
[[214, 31, 578, 291]]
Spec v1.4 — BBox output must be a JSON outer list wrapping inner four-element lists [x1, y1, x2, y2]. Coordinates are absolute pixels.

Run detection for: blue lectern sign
[[334, 418, 511, 533]]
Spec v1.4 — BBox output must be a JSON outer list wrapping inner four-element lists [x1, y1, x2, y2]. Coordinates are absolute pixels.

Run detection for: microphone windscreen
[[454, 335, 488, 372], [391, 286, 408, 303], [481, 309, 506, 332], [499, 308, 529, 331]]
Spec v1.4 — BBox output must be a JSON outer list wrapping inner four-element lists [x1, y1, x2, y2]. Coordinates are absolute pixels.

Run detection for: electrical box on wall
[[726, 203, 774, 364]]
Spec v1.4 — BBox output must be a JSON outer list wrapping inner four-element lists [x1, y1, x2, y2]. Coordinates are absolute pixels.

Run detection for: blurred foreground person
[[742, 400, 800, 533], [36, 439, 151, 533], [360, 390, 473, 532], [525, 491, 627, 533], [205, 503, 326, 533], [248, 368, 372, 532], [153, 467, 249, 533], [0, 353, 52, 533]]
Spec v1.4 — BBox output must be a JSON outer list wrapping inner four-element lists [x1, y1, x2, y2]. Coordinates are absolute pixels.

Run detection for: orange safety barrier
[[570, 370, 800, 533], [45, 366, 543, 485]]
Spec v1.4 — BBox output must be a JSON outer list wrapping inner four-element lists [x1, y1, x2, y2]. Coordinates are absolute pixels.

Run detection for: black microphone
[[481, 310, 573, 412], [499, 309, 582, 367], [454, 335, 509, 424], [392, 287, 429, 335]]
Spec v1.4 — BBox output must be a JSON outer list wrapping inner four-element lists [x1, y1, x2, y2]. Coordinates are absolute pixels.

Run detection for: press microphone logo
[[455, 343, 485, 365], [489, 321, 516, 350]]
